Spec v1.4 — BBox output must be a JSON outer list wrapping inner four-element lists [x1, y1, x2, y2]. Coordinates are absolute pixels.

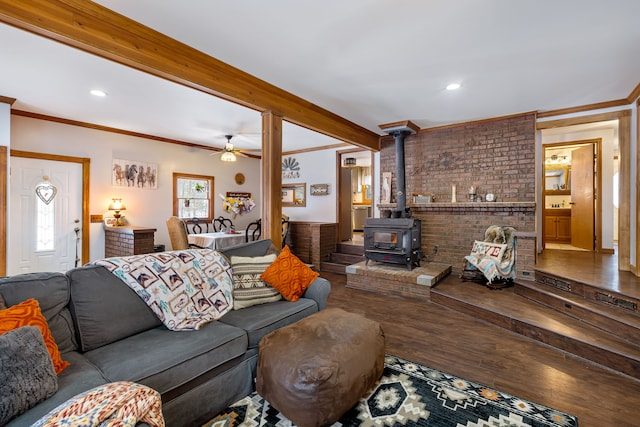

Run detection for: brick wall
[[104, 226, 156, 257], [380, 113, 536, 203], [379, 113, 537, 279]]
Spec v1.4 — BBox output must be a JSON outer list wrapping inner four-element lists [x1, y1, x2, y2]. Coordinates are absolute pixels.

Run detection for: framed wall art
[[310, 184, 330, 196], [113, 158, 158, 189]]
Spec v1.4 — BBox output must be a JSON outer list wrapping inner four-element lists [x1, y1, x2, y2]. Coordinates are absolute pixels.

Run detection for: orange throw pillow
[[0, 298, 70, 374], [261, 246, 319, 302]]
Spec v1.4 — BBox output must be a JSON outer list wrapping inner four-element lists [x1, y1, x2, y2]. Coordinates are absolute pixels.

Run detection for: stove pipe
[[392, 130, 411, 217]]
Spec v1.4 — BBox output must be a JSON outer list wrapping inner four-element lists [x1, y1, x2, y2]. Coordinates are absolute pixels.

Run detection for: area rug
[[204, 354, 578, 427]]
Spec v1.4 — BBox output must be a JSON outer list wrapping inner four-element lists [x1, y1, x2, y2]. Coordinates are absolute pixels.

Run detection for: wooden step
[[515, 280, 640, 344], [534, 270, 640, 316], [336, 243, 364, 256], [430, 277, 640, 380], [330, 252, 365, 265], [320, 261, 348, 274]]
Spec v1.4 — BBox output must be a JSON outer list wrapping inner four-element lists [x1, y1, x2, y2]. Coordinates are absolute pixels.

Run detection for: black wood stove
[[364, 121, 423, 270], [364, 217, 422, 270]]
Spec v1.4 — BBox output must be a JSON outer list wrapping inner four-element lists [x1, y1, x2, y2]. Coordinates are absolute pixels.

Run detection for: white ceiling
[[1, 1, 639, 153]]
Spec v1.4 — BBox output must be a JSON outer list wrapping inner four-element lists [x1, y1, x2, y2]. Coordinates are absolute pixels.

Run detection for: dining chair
[[166, 216, 205, 250], [281, 218, 290, 248], [245, 219, 261, 242], [185, 217, 204, 234], [213, 216, 234, 232]]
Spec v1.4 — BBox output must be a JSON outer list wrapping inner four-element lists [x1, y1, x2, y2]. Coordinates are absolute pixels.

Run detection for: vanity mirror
[[545, 165, 570, 194]]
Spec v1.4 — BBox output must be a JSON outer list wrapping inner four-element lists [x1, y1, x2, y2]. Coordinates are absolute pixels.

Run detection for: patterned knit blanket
[[33, 381, 164, 427], [93, 249, 233, 331]]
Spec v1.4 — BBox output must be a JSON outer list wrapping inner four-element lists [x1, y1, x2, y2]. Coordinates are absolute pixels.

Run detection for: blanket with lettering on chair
[[93, 249, 233, 331], [463, 226, 517, 287]]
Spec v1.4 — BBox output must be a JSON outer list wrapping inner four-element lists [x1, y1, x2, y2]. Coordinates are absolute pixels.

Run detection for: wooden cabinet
[[544, 210, 571, 243]]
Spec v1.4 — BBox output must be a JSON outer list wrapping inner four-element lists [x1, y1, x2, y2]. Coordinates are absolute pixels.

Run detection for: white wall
[[541, 127, 616, 249], [282, 149, 339, 222], [10, 115, 262, 260]]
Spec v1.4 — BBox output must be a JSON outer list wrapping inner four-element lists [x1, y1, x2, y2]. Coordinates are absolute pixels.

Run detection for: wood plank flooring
[[322, 262, 640, 427]]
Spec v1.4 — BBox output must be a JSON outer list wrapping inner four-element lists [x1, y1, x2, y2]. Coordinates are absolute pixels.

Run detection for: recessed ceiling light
[[90, 89, 107, 97], [446, 83, 461, 91]]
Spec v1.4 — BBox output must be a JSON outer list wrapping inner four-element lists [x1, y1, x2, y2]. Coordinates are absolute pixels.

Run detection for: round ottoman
[[256, 307, 385, 427]]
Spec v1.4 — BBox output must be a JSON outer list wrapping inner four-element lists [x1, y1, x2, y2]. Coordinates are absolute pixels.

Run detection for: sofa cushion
[[0, 298, 70, 374], [0, 272, 76, 353], [5, 351, 110, 427], [82, 321, 247, 395], [261, 246, 319, 301], [219, 298, 318, 349], [67, 264, 162, 352], [230, 254, 281, 310], [219, 238, 273, 259], [0, 326, 58, 426]]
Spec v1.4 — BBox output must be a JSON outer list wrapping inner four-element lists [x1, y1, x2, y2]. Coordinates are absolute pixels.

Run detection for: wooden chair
[[461, 225, 516, 289], [213, 216, 234, 232], [185, 217, 203, 234], [166, 216, 205, 250], [245, 219, 261, 242], [281, 218, 290, 248]]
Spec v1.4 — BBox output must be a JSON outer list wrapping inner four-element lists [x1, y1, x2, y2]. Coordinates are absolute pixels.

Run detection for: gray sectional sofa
[[0, 239, 331, 426]]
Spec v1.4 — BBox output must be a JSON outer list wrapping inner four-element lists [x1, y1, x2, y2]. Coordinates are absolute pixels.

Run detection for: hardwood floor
[[322, 256, 640, 427]]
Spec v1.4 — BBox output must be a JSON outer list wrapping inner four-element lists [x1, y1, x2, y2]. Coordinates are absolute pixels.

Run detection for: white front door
[[9, 157, 83, 274]]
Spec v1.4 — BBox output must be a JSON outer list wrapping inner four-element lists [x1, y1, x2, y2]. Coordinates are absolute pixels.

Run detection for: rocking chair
[[461, 225, 517, 289]]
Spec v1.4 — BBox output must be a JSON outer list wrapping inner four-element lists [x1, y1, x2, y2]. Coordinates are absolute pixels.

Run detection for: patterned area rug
[[204, 355, 578, 427]]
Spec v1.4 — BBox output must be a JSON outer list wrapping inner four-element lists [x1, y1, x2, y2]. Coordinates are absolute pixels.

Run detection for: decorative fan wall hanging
[[282, 157, 300, 179]]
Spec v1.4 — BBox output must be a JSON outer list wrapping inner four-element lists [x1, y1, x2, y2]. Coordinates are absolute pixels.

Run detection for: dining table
[[188, 231, 246, 250]]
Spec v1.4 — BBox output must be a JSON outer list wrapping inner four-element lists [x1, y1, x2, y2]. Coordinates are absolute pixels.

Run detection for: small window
[[173, 173, 214, 220]]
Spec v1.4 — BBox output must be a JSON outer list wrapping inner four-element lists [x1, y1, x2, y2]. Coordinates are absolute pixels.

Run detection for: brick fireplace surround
[[377, 113, 537, 281]]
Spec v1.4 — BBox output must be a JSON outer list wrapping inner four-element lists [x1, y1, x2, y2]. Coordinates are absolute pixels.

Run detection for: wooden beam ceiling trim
[[0, 0, 379, 151], [0, 96, 16, 105], [536, 110, 631, 130]]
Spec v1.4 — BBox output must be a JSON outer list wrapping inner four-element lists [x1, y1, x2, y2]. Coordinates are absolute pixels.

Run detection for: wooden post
[[262, 111, 283, 248]]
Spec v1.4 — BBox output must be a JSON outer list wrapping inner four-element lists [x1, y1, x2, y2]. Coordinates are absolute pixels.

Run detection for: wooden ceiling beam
[[0, 0, 380, 151]]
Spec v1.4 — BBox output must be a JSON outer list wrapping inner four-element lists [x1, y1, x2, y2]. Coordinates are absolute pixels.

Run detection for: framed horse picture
[[112, 158, 158, 189]]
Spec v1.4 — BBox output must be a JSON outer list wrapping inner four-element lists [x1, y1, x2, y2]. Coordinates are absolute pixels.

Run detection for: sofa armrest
[[302, 277, 331, 310]]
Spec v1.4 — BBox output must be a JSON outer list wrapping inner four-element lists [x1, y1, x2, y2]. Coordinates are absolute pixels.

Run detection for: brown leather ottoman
[[256, 307, 385, 427]]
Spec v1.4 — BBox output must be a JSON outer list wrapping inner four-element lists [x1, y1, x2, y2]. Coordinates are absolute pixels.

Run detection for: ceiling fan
[[211, 135, 251, 162]]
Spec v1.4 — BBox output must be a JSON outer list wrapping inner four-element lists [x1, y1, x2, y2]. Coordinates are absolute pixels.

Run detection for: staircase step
[[336, 244, 364, 256], [330, 252, 365, 265], [320, 262, 347, 274], [535, 270, 640, 315], [515, 281, 640, 344], [431, 277, 640, 380]]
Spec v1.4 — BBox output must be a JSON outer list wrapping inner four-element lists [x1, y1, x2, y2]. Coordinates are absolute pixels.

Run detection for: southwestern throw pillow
[[261, 246, 319, 302], [470, 240, 507, 262], [0, 326, 58, 426], [230, 254, 281, 310], [0, 298, 69, 374]]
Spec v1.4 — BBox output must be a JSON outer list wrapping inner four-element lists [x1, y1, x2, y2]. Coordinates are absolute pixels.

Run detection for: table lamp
[[108, 198, 126, 225]]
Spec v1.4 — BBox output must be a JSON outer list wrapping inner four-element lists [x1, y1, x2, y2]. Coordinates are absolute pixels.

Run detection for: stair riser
[[320, 262, 347, 274], [336, 244, 364, 256], [330, 253, 365, 264], [536, 272, 640, 316], [515, 285, 640, 344], [431, 292, 640, 380]]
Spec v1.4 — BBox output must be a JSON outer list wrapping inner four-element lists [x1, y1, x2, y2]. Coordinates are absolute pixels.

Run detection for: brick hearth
[[346, 261, 452, 300]]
